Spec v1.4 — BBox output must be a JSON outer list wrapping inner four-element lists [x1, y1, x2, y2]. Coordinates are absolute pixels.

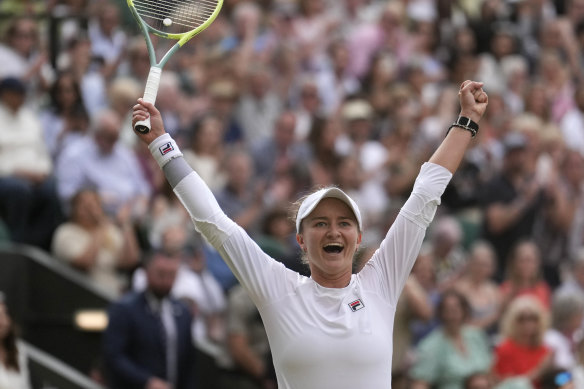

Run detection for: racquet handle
[[135, 66, 162, 134]]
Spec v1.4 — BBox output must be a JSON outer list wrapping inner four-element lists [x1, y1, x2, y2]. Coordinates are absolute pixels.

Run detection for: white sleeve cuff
[[148, 133, 183, 169]]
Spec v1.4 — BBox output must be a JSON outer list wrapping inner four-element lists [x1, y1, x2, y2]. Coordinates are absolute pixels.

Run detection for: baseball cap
[[0, 77, 26, 95], [341, 100, 373, 121], [296, 187, 362, 233], [502, 132, 527, 153]]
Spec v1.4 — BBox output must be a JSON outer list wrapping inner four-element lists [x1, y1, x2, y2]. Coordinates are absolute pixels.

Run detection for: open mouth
[[323, 243, 344, 254]]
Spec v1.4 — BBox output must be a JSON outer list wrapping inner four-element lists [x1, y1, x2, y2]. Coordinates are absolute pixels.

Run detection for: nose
[[326, 225, 341, 238]]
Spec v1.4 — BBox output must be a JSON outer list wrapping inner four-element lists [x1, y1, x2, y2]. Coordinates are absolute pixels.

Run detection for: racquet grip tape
[[148, 133, 183, 168]]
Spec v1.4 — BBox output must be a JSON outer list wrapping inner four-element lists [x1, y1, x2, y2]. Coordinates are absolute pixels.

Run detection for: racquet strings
[[133, 0, 220, 33]]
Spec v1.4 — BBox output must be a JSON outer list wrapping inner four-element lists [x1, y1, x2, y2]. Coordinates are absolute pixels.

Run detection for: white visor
[[296, 187, 362, 233]]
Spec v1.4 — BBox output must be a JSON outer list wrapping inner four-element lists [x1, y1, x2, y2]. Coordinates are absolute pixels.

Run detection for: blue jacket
[[102, 291, 196, 389]]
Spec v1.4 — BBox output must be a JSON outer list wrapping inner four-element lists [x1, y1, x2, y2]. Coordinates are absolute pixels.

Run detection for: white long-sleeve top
[[166, 153, 452, 389]]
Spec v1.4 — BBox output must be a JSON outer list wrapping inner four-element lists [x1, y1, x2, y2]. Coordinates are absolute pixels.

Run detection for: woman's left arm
[[428, 80, 488, 174]]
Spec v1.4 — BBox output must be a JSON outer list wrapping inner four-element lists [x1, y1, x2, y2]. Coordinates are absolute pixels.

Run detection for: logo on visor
[[348, 299, 365, 312]]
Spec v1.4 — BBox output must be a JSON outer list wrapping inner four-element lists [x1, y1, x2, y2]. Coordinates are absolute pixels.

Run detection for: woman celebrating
[[131, 80, 488, 388], [0, 294, 30, 389]]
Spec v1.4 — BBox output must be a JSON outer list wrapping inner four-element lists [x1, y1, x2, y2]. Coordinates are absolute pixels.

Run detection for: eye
[[315, 221, 327, 227]]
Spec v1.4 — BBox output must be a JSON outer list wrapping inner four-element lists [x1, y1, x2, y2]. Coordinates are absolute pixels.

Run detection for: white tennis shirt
[[171, 160, 452, 389]]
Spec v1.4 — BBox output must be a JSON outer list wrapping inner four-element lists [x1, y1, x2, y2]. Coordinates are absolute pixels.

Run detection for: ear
[[357, 233, 362, 246], [296, 234, 306, 252]]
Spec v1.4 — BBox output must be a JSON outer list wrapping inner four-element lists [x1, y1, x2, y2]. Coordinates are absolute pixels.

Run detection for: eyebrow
[[307, 215, 354, 223]]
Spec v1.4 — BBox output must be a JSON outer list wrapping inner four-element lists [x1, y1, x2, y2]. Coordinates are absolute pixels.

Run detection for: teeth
[[323, 243, 344, 253]]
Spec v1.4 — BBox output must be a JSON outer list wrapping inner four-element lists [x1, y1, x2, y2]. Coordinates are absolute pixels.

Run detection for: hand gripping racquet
[[127, 0, 223, 133]]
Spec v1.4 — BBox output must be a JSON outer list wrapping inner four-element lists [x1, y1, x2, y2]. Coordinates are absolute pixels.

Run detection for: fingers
[[460, 80, 484, 93], [460, 80, 488, 103]]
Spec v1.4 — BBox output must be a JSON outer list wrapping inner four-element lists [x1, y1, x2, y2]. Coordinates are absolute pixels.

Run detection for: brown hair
[[0, 302, 20, 372]]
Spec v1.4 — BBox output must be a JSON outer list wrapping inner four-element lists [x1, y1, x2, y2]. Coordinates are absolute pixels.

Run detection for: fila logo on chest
[[348, 299, 365, 312]]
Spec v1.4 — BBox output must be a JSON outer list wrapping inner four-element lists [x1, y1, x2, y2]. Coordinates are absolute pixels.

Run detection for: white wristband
[[148, 133, 183, 168]]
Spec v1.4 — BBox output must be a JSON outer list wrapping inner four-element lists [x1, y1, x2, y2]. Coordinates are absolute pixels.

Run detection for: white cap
[[296, 187, 362, 233]]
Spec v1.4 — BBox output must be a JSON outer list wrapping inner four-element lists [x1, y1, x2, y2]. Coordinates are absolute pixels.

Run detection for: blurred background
[[2, 0, 584, 388]]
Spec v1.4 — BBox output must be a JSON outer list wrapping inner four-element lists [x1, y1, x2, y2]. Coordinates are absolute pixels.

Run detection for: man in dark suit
[[102, 249, 196, 389]]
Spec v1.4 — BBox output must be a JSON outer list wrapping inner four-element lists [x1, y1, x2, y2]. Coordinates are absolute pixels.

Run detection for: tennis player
[[132, 80, 488, 389]]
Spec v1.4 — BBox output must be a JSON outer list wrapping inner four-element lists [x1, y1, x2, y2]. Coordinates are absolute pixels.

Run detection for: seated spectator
[[500, 240, 551, 311], [0, 77, 62, 250], [183, 113, 227, 192], [103, 249, 196, 389], [0, 16, 52, 90], [255, 205, 306, 276], [410, 290, 492, 389], [223, 284, 276, 389], [409, 245, 441, 345], [428, 216, 467, 291], [40, 71, 89, 163], [215, 149, 264, 235], [454, 241, 501, 333], [51, 189, 140, 295], [56, 108, 151, 219], [0, 292, 30, 389], [492, 296, 552, 389], [392, 275, 433, 374], [463, 372, 495, 389], [544, 291, 584, 370], [556, 248, 584, 298]]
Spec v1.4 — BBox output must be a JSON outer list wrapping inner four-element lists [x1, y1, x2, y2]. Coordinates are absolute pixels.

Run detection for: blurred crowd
[[2, 0, 584, 388]]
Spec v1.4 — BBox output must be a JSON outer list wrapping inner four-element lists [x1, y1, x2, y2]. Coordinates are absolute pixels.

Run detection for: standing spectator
[[55, 108, 151, 219], [410, 290, 492, 389], [51, 189, 140, 295], [492, 296, 552, 389], [480, 132, 545, 279], [0, 293, 30, 389], [103, 249, 196, 389], [0, 77, 62, 250]]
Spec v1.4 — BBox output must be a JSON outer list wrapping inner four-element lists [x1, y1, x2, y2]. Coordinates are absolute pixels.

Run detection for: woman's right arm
[[131, 100, 295, 303]]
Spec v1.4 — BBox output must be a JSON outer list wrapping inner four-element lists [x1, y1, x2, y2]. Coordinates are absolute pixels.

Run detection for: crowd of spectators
[[3, 0, 584, 388]]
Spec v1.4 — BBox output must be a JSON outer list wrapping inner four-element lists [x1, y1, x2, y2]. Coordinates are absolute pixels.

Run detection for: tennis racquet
[[127, 0, 223, 133]]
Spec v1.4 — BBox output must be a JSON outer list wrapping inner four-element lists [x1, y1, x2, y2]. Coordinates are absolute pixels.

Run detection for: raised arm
[[428, 80, 488, 173]]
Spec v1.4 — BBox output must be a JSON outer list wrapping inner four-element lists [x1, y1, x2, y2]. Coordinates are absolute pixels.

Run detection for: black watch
[[447, 116, 479, 138]]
